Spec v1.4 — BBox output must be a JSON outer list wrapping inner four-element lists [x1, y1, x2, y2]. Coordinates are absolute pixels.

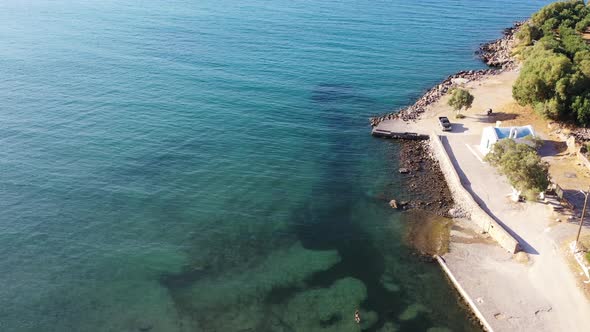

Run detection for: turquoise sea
[[0, 1, 551, 331]]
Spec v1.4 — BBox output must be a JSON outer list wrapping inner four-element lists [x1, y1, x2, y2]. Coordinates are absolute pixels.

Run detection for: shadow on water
[[158, 83, 475, 332], [311, 84, 375, 106], [278, 83, 440, 331]]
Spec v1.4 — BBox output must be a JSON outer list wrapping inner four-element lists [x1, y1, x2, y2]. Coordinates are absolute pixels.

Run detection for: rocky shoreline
[[477, 21, 524, 70], [381, 22, 525, 256], [369, 21, 524, 127], [393, 140, 454, 218]]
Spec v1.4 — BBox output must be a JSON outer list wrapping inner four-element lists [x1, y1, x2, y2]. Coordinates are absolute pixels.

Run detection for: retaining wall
[[429, 132, 520, 254]]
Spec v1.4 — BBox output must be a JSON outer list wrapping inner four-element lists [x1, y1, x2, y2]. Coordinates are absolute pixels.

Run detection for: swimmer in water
[[354, 310, 361, 324]]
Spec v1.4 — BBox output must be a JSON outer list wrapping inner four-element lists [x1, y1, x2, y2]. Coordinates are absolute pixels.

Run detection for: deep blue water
[[0, 1, 551, 331]]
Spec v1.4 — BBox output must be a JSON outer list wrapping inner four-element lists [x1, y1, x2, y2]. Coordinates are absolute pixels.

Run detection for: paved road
[[442, 134, 590, 332]]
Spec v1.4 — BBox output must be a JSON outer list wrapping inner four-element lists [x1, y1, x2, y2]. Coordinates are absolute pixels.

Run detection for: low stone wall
[[429, 133, 520, 254]]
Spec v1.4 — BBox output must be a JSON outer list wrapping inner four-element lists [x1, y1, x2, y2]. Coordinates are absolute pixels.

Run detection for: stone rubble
[[397, 140, 454, 217]]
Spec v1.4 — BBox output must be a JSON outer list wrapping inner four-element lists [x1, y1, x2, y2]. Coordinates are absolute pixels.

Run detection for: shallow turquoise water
[[0, 1, 551, 331]]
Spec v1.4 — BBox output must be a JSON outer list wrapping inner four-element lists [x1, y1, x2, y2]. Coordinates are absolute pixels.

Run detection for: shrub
[[484, 139, 550, 199], [455, 113, 466, 119]]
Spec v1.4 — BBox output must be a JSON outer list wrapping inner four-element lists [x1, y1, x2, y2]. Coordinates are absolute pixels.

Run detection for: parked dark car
[[438, 116, 452, 131]]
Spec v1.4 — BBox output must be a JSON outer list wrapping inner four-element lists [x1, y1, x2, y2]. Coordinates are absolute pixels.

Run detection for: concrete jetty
[[371, 119, 428, 140]]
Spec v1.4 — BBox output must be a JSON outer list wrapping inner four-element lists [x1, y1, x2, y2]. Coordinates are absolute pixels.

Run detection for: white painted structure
[[479, 124, 536, 155]]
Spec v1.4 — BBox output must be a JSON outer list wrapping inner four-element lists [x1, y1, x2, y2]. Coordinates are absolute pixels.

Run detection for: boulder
[[389, 200, 398, 209]]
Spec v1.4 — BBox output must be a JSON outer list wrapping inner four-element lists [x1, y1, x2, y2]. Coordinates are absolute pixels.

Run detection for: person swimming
[[354, 310, 361, 324]]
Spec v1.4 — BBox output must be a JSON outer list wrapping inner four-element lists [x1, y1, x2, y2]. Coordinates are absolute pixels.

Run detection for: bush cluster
[[513, 0, 590, 126], [484, 139, 549, 199]]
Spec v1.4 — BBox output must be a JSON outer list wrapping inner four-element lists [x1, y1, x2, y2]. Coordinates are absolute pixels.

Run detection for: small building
[[480, 124, 536, 155]]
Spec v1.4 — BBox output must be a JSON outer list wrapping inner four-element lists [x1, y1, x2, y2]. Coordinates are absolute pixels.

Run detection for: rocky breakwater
[[369, 21, 525, 127]]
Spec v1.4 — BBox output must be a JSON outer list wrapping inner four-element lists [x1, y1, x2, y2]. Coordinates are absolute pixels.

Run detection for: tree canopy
[[484, 139, 549, 199], [514, 0, 590, 127], [448, 88, 474, 113]]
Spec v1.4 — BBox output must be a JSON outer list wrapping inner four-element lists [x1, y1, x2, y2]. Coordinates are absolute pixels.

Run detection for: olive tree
[[484, 139, 549, 200], [448, 88, 474, 118]]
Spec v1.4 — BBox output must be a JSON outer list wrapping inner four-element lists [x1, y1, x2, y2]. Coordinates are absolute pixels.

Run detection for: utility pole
[[575, 187, 590, 251]]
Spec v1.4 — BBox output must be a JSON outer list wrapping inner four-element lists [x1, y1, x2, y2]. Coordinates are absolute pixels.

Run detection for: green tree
[[510, 0, 590, 126], [484, 139, 549, 200], [572, 93, 590, 125], [448, 88, 474, 117], [512, 48, 572, 118], [532, 1, 588, 33], [516, 23, 542, 46]]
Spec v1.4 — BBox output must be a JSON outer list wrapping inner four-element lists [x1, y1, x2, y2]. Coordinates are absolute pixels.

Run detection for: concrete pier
[[371, 119, 428, 140]]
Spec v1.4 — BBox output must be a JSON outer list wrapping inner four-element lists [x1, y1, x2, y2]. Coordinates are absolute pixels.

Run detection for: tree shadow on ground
[[563, 189, 590, 214], [474, 112, 519, 124], [552, 189, 590, 230]]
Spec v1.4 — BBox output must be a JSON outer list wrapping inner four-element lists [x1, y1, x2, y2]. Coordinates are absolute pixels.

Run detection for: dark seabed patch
[[403, 210, 453, 256]]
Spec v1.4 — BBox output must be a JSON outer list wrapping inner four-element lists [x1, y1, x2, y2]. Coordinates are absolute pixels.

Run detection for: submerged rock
[[181, 242, 341, 310], [359, 310, 379, 330], [389, 200, 398, 209], [398, 303, 430, 321], [426, 328, 452, 332], [174, 242, 342, 331], [377, 322, 400, 332], [380, 274, 401, 293], [280, 277, 368, 331], [137, 323, 153, 332]]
